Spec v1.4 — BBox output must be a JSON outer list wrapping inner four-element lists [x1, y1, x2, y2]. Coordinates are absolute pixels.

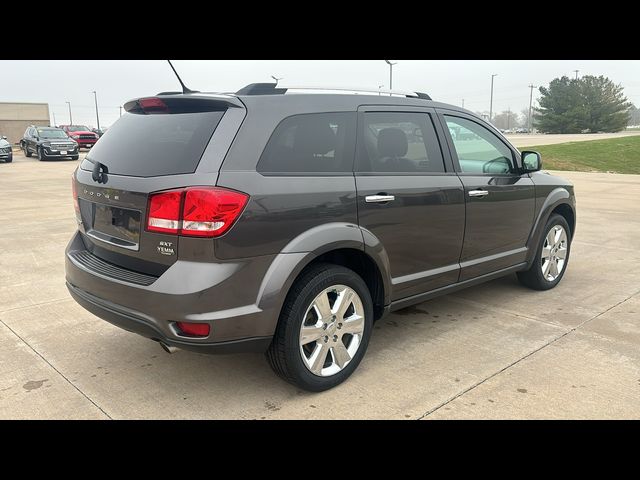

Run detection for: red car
[[60, 125, 99, 149]]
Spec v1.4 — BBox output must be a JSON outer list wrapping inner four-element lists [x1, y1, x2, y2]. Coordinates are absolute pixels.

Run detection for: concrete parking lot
[[1, 150, 639, 419], [505, 130, 640, 147]]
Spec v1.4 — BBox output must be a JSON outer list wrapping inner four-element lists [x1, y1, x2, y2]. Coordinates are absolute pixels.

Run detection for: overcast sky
[[1, 60, 639, 128]]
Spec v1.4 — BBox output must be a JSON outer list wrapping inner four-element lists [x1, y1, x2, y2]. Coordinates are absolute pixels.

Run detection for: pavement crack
[[418, 288, 640, 419], [0, 318, 112, 419]]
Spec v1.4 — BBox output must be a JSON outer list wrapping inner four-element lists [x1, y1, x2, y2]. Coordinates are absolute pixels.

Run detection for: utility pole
[[384, 60, 397, 94], [528, 84, 537, 133], [65, 101, 73, 125], [489, 74, 498, 124], [573, 70, 579, 80], [119, 106, 123, 117], [92, 91, 100, 131]]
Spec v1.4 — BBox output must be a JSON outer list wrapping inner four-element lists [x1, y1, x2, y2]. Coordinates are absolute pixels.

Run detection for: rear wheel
[[517, 213, 571, 290], [267, 263, 373, 392]]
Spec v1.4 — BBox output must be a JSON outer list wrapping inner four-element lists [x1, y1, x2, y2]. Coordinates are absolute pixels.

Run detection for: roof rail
[[235, 83, 287, 95], [234, 83, 432, 100]]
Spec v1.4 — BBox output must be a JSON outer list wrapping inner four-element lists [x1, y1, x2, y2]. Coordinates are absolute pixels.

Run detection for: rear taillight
[[146, 187, 248, 238], [71, 175, 80, 215], [147, 189, 182, 234], [176, 322, 210, 337]]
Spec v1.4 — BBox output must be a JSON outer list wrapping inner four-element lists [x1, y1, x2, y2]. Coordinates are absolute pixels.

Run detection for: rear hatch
[[72, 95, 246, 277]]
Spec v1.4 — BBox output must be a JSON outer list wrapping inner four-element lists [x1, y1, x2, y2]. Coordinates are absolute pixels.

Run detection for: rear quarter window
[[81, 110, 225, 177], [257, 112, 356, 175]]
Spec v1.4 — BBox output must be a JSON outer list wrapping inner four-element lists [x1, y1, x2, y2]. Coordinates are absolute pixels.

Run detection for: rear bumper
[[66, 281, 272, 354], [65, 231, 279, 353]]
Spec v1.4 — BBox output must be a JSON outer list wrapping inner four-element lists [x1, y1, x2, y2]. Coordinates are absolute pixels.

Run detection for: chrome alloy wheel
[[299, 285, 365, 377], [541, 225, 568, 281]]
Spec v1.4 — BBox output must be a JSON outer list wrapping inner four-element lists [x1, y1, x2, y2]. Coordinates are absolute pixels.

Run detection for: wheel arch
[[256, 223, 392, 330], [526, 188, 576, 266]]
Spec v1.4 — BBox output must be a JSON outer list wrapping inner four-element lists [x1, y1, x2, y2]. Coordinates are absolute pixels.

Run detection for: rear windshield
[[81, 111, 225, 177]]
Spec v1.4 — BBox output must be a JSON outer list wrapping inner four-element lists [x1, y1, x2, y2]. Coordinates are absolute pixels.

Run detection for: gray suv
[[65, 84, 576, 391]]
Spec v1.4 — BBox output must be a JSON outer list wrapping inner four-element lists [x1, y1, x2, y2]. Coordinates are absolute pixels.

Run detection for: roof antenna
[[167, 60, 199, 94]]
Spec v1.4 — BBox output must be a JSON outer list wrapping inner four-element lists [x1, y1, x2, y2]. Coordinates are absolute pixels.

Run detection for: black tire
[[37, 147, 45, 161], [24, 144, 32, 157], [267, 263, 373, 392], [71, 155, 79, 160], [517, 213, 572, 290]]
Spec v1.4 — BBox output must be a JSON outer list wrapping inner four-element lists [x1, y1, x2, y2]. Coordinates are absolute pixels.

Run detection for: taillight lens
[[147, 189, 182, 234], [176, 322, 210, 337], [146, 187, 248, 238], [182, 188, 248, 237], [71, 175, 80, 215]]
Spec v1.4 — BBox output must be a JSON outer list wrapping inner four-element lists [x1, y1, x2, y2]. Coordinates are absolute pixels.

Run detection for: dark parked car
[[60, 125, 99, 148], [0, 135, 12, 163], [91, 127, 108, 137], [21, 126, 79, 160], [66, 85, 576, 391]]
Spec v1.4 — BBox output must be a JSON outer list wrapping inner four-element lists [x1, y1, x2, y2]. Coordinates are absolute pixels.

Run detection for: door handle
[[365, 194, 395, 203], [468, 189, 489, 198]]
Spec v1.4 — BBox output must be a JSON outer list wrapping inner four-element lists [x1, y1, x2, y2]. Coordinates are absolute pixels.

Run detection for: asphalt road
[[505, 130, 640, 147], [1, 151, 639, 419]]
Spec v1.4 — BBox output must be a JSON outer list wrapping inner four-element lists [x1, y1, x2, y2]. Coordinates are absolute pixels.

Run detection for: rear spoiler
[[123, 94, 244, 114]]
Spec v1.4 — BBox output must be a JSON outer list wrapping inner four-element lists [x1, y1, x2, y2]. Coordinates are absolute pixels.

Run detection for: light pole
[[528, 84, 537, 133], [378, 85, 384, 96], [65, 101, 73, 125], [384, 60, 397, 94], [271, 75, 283, 86], [573, 69, 579, 80], [489, 74, 497, 124], [119, 106, 123, 117], [92, 91, 100, 131]]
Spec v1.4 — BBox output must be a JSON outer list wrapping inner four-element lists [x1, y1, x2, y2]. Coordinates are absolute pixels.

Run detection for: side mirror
[[521, 150, 542, 172]]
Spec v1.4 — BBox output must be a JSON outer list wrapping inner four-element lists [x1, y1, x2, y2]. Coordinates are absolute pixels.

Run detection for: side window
[[357, 112, 445, 174], [444, 116, 514, 174], [257, 112, 355, 175]]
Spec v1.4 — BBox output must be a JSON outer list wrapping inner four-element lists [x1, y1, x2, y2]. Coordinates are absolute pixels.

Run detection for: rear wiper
[[89, 159, 109, 184]]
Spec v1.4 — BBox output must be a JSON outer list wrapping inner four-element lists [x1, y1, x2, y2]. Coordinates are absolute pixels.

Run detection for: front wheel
[[24, 144, 32, 157], [517, 213, 572, 290], [37, 147, 45, 161], [267, 263, 373, 392]]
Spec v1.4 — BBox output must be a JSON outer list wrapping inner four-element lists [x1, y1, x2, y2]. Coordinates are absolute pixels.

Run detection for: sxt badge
[[157, 241, 175, 256]]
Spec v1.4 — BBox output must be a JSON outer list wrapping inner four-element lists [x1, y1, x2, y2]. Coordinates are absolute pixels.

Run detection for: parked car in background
[[20, 126, 79, 160], [66, 85, 576, 391], [0, 135, 12, 163], [60, 125, 99, 149], [515, 127, 529, 134], [91, 127, 108, 137]]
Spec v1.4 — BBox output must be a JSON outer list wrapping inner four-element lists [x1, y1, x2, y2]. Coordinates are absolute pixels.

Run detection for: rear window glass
[[257, 112, 356, 175], [81, 111, 225, 177]]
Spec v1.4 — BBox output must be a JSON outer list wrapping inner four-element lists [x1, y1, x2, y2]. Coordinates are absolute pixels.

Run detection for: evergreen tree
[[535, 75, 631, 133]]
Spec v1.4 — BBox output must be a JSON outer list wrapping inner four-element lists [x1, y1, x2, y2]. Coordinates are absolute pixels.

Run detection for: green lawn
[[522, 135, 640, 174]]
